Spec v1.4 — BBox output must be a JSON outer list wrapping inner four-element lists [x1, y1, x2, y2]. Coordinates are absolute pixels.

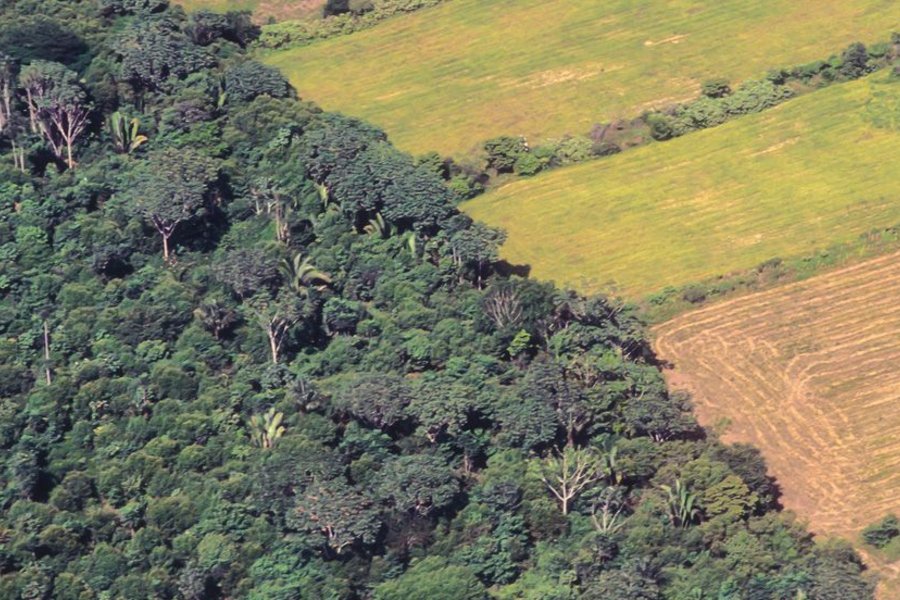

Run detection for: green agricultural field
[[263, 0, 900, 157], [463, 72, 900, 298]]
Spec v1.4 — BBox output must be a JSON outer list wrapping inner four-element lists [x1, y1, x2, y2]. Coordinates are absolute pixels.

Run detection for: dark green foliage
[[124, 147, 219, 259], [98, 0, 169, 16], [288, 478, 382, 554], [324, 0, 352, 16], [862, 514, 899, 548], [646, 112, 675, 141], [513, 151, 545, 176], [0, 16, 86, 66], [114, 16, 215, 93], [701, 78, 732, 98], [224, 60, 294, 102], [330, 372, 411, 429], [839, 42, 870, 79], [374, 557, 487, 600], [377, 454, 459, 515], [484, 135, 528, 172]]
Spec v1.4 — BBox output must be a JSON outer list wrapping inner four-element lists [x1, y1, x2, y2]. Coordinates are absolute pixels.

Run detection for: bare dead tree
[[20, 61, 92, 169], [484, 287, 523, 329]]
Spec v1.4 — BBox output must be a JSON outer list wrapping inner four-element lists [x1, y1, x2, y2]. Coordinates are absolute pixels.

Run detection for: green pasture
[[462, 73, 900, 298], [263, 0, 900, 157]]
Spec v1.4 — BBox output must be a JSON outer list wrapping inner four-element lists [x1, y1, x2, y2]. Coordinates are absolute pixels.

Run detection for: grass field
[[178, 0, 324, 21], [462, 72, 900, 298], [263, 0, 900, 156], [654, 250, 900, 594]]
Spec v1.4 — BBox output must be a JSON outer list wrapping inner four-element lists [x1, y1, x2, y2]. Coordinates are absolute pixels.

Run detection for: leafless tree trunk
[[540, 446, 603, 515], [42, 320, 52, 385], [11, 139, 25, 172], [0, 76, 11, 135], [150, 215, 179, 262]]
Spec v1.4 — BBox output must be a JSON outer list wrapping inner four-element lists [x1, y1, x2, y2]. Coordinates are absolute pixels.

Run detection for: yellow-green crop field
[[263, 0, 900, 156], [178, 0, 323, 21], [179, 0, 257, 11], [463, 72, 900, 298]]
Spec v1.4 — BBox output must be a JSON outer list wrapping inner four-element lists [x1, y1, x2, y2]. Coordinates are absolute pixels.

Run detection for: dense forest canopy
[[0, 1, 877, 598]]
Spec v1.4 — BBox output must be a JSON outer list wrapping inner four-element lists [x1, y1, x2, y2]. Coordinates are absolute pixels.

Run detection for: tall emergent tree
[[128, 147, 219, 261], [19, 60, 92, 168], [0, 52, 15, 136]]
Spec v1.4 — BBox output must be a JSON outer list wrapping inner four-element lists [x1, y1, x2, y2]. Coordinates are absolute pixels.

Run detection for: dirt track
[[654, 251, 900, 592]]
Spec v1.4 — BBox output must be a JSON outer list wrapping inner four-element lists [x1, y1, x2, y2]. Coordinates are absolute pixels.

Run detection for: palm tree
[[281, 252, 332, 296], [661, 479, 700, 528], [249, 408, 285, 449], [108, 111, 148, 154], [363, 212, 392, 238], [591, 486, 626, 534]]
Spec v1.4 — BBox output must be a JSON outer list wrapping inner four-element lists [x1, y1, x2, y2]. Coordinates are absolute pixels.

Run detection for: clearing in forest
[[463, 72, 900, 298], [263, 0, 900, 156], [653, 250, 900, 589]]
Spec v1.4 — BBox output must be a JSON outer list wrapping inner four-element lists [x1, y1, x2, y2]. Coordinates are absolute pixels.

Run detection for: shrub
[[484, 136, 528, 173], [722, 80, 793, 116], [701, 78, 731, 98], [591, 141, 621, 157], [646, 113, 675, 141], [513, 153, 544, 177], [682, 285, 707, 304], [862, 514, 899, 548], [839, 42, 869, 79], [447, 175, 484, 201], [674, 96, 728, 133], [550, 135, 593, 165]]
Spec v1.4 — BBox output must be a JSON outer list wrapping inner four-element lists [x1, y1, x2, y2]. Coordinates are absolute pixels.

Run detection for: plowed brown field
[[654, 251, 900, 591]]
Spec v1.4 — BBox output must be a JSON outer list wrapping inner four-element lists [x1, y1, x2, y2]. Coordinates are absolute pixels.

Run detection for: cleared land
[[178, 0, 324, 21], [654, 250, 900, 590], [463, 73, 900, 298], [264, 0, 900, 156]]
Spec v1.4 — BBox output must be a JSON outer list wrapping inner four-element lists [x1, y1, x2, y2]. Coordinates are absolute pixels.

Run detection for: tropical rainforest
[[0, 1, 879, 598]]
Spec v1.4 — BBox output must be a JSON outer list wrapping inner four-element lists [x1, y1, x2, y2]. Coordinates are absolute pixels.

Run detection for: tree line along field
[[262, 0, 900, 157], [462, 71, 900, 298], [653, 250, 900, 596]]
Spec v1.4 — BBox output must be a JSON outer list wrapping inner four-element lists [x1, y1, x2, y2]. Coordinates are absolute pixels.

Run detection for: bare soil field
[[654, 251, 900, 592]]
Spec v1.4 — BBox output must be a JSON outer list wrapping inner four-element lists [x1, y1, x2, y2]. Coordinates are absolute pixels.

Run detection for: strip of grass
[[463, 72, 900, 298], [263, 0, 900, 156]]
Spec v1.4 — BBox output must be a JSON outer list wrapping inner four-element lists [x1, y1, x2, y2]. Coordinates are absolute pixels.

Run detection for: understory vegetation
[[0, 1, 881, 599]]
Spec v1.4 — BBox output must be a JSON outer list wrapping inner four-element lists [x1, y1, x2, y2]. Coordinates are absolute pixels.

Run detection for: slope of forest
[[463, 71, 900, 298], [263, 0, 900, 156], [0, 1, 878, 599]]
